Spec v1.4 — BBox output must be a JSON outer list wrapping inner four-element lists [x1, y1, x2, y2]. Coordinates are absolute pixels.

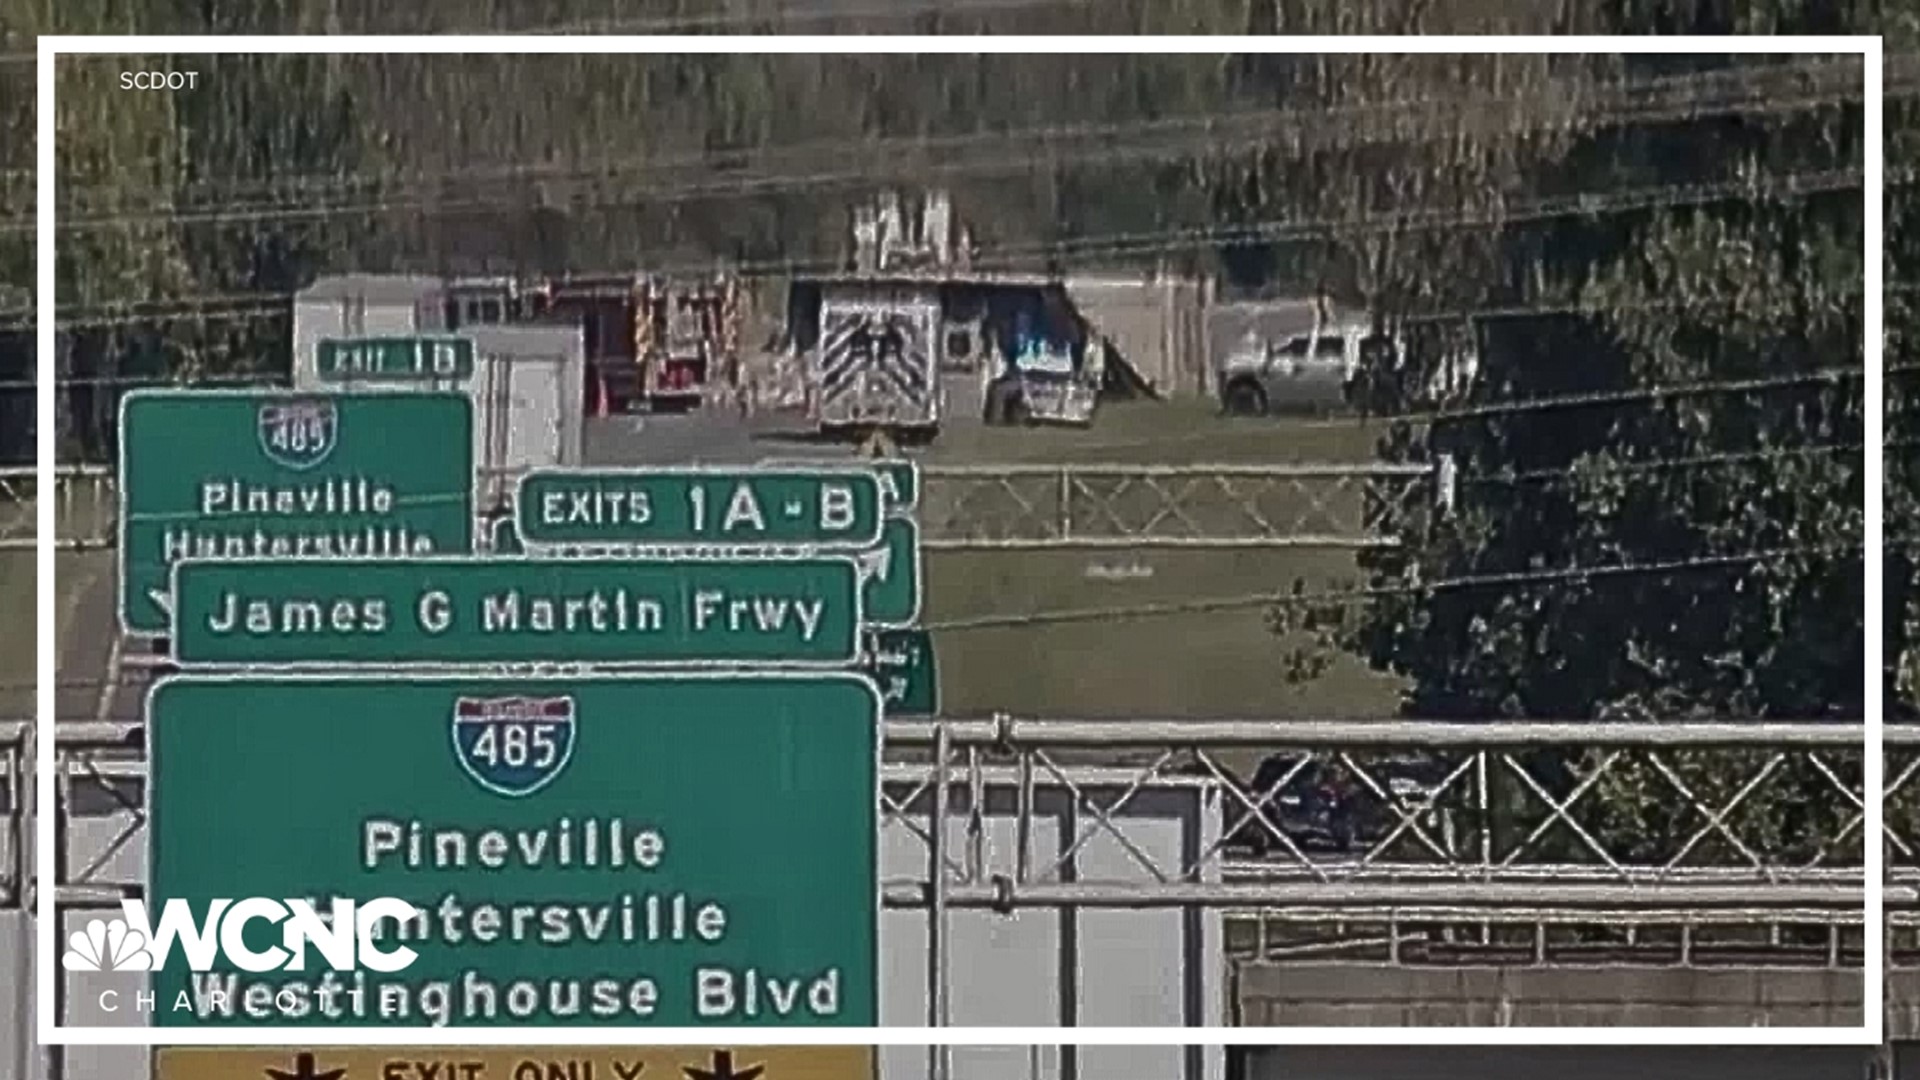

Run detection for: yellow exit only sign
[[153, 1047, 876, 1080]]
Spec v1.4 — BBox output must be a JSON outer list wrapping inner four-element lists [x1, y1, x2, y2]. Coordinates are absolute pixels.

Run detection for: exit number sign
[[516, 467, 885, 550]]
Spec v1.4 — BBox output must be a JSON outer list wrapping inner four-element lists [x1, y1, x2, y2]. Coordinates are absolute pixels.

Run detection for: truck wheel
[[1224, 381, 1267, 417], [983, 381, 1015, 425]]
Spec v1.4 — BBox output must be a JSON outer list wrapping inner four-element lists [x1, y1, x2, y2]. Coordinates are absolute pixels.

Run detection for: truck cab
[[980, 302, 1103, 427], [983, 335, 1102, 426], [1216, 316, 1395, 418], [525, 276, 642, 414], [638, 277, 739, 412], [445, 277, 518, 330]]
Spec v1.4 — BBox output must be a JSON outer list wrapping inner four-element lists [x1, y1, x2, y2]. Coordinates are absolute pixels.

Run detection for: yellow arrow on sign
[[153, 1047, 876, 1080]]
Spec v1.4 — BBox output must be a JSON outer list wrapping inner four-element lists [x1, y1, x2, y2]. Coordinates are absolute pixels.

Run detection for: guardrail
[[917, 462, 1432, 549], [0, 461, 1435, 551]]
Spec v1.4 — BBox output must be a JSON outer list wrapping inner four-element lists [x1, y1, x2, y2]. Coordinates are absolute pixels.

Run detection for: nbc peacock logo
[[62, 918, 154, 972]]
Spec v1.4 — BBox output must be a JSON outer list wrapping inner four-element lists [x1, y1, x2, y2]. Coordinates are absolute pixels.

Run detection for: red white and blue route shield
[[450, 695, 577, 798]]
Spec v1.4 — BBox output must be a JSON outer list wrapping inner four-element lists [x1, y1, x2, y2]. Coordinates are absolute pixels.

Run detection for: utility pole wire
[[11, 367, 1888, 487], [4, 165, 1870, 327], [9, 363, 1887, 432], [1466, 441, 1872, 487], [0, 0, 1106, 68], [21, 108, 1873, 234], [23, 53, 1878, 211], [3, 275, 1873, 339]]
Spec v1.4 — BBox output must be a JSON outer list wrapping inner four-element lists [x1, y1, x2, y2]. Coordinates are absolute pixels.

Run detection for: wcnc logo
[[61, 898, 419, 974]]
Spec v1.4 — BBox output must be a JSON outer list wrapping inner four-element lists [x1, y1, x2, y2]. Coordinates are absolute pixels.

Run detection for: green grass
[[0, 488, 37, 717], [927, 549, 1399, 719], [0, 549, 32, 717], [0, 495, 113, 718], [915, 399, 1407, 724], [925, 397, 1388, 466]]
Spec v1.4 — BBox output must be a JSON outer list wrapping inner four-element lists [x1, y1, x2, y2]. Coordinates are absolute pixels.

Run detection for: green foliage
[[1890, 75, 1920, 722], [1254, 42, 1871, 864]]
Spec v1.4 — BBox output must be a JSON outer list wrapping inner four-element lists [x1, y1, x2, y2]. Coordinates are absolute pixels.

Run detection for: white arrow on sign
[[855, 545, 892, 583], [148, 589, 173, 619]]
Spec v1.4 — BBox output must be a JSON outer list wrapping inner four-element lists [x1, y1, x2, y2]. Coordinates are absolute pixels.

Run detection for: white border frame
[[37, 33, 1884, 1047]]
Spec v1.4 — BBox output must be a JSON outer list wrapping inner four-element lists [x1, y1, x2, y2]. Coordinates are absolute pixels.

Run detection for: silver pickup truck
[[1216, 321, 1382, 417]]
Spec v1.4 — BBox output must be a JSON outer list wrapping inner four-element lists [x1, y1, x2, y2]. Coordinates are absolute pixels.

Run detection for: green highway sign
[[874, 460, 919, 515], [761, 457, 918, 515], [862, 517, 922, 627], [317, 336, 476, 381], [865, 628, 938, 716], [117, 390, 475, 635], [626, 523, 920, 629], [517, 467, 884, 549], [146, 673, 880, 1027], [170, 555, 862, 668]]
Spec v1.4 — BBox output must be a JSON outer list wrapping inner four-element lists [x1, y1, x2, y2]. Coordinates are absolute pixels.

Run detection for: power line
[[2, 373, 277, 391], [16, 444, 1878, 531], [1466, 442, 1869, 487], [28, 97, 1873, 236], [32, 54, 1875, 212], [0, 279, 1866, 342], [4, 368, 1883, 477], [4, 165, 1869, 329], [0, 0, 1089, 68], [922, 538, 1866, 633], [1420, 367, 1864, 426], [0, 529, 1872, 641], [528, 0, 1088, 34]]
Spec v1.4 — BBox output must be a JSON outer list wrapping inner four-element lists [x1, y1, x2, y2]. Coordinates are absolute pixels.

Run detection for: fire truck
[[524, 274, 742, 414], [639, 275, 743, 412]]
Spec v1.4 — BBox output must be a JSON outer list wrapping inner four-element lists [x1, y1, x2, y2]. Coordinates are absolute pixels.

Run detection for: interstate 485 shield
[[144, 673, 879, 1027]]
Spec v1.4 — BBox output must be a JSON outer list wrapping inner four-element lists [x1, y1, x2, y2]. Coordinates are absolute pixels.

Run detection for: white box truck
[[459, 324, 587, 515]]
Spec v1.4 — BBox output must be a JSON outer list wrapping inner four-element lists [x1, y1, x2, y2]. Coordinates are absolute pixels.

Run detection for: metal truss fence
[[1, 718, 1914, 973], [0, 462, 1436, 551]]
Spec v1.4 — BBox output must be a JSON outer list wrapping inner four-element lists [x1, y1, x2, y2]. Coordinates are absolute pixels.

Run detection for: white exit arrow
[[148, 589, 173, 619], [855, 545, 892, 583]]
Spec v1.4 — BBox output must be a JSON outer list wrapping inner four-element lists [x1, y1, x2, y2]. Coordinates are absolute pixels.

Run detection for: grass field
[[924, 397, 1393, 467], [0, 483, 38, 718], [913, 398, 1408, 721], [0, 489, 114, 720]]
